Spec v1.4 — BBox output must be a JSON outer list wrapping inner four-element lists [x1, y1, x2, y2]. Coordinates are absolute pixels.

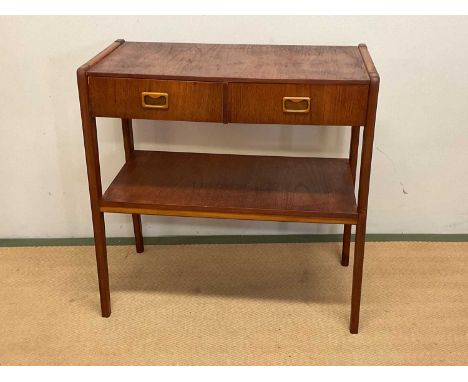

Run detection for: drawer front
[[229, 83, 368, 126], [89, 77, 223, 122]]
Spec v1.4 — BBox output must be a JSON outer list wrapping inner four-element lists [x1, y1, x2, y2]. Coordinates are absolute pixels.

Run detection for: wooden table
[[77, 40, 380, 334]]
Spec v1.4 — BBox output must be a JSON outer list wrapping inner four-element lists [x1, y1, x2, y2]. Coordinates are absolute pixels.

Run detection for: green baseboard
[[0, 234, 467, 247]]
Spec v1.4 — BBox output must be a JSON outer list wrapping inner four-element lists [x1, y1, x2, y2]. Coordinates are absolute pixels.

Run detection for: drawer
[[229, 83, 368, 126], [89, 77, 224, 122]]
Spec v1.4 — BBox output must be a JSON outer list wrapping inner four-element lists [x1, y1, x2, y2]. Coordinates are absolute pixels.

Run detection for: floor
[[1, 242, 467, 365]]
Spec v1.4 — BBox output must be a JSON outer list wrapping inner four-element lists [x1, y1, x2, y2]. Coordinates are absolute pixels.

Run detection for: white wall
[[1, 16, 467, 238]]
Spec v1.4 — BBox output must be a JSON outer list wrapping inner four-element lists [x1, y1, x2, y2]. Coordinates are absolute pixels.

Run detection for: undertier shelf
[[101, 150, 358, 224]]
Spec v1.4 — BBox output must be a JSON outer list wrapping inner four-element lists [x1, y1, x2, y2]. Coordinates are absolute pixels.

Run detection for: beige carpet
[[0, 242, 467, 365]]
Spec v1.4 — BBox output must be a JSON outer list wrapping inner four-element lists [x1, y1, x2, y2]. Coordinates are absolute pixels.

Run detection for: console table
[[77, 40, 379, 334]]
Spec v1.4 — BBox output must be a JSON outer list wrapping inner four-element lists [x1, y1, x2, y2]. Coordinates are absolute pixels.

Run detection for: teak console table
[[77, 40, 379, 334]]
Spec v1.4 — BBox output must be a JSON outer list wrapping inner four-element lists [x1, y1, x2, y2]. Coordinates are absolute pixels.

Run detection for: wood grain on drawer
[[229, 83, 368, 126], [89, 77, 223, 122]]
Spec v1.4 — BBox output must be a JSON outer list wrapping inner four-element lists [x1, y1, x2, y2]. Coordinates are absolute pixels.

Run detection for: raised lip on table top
[[80, 39, 374, 85]]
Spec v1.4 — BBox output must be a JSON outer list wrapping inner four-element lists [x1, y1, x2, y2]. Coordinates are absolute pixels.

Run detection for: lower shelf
[[101, 150, 358, 224]]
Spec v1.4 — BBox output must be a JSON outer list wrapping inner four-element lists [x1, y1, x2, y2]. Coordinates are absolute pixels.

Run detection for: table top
[[87, 41, 371, 84]]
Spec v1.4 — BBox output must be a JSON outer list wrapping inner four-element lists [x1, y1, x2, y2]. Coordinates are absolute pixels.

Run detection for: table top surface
[[87, 41, 371, 84]]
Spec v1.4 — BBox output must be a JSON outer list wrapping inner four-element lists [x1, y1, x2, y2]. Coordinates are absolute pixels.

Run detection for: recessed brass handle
[[282, 97, 310, 113], [141, 92, 169, 109]]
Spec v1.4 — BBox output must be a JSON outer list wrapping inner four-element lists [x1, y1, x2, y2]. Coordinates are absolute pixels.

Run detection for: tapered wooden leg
[[349, 214, 366, 333], [342, 126, 360, 266], [78, 67, 113, 317], [348, 45, 379, 333], [92, 210, 111, 317], [122, 118, 144, 253], [132, 214, 144, 253], [341, 225, 352, 266]]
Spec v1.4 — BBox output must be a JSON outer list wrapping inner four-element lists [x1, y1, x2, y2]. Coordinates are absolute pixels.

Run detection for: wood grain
[[341, 126, 361, 267], [87, 42, 370, 84], [101, 150, 358, 223], [77, 39, 124, 74], [350, 44, 380, 334], [100, 206, 356, 225], [89, 77, 223, 122], [229, 83, 368, 126], [121, 118, 144, 253], [77, 40, 380, 332], [77, 45, 115, 318]]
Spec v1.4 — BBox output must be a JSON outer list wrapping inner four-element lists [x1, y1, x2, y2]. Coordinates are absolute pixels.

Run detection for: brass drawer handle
[[141, 92, 169, 109], [282, 97, 310, 113]]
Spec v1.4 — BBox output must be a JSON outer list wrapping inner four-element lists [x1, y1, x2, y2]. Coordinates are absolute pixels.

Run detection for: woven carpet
[[1, 242, 467, 365]]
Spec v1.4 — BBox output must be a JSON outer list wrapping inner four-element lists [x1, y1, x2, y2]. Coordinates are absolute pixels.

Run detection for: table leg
[[132, 214, 144, 253], [92, 210, 111, 317], [122, 118, 144, 253], [78, 68, 112, 316], [348, 52, 379, 332], [341, 225, 352, 266], [349, 214, 366, 333], [342, 126, 360, 266]]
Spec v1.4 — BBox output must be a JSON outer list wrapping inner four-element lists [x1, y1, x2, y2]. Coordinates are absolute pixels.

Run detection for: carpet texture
[[0, 242, 467, 365]]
